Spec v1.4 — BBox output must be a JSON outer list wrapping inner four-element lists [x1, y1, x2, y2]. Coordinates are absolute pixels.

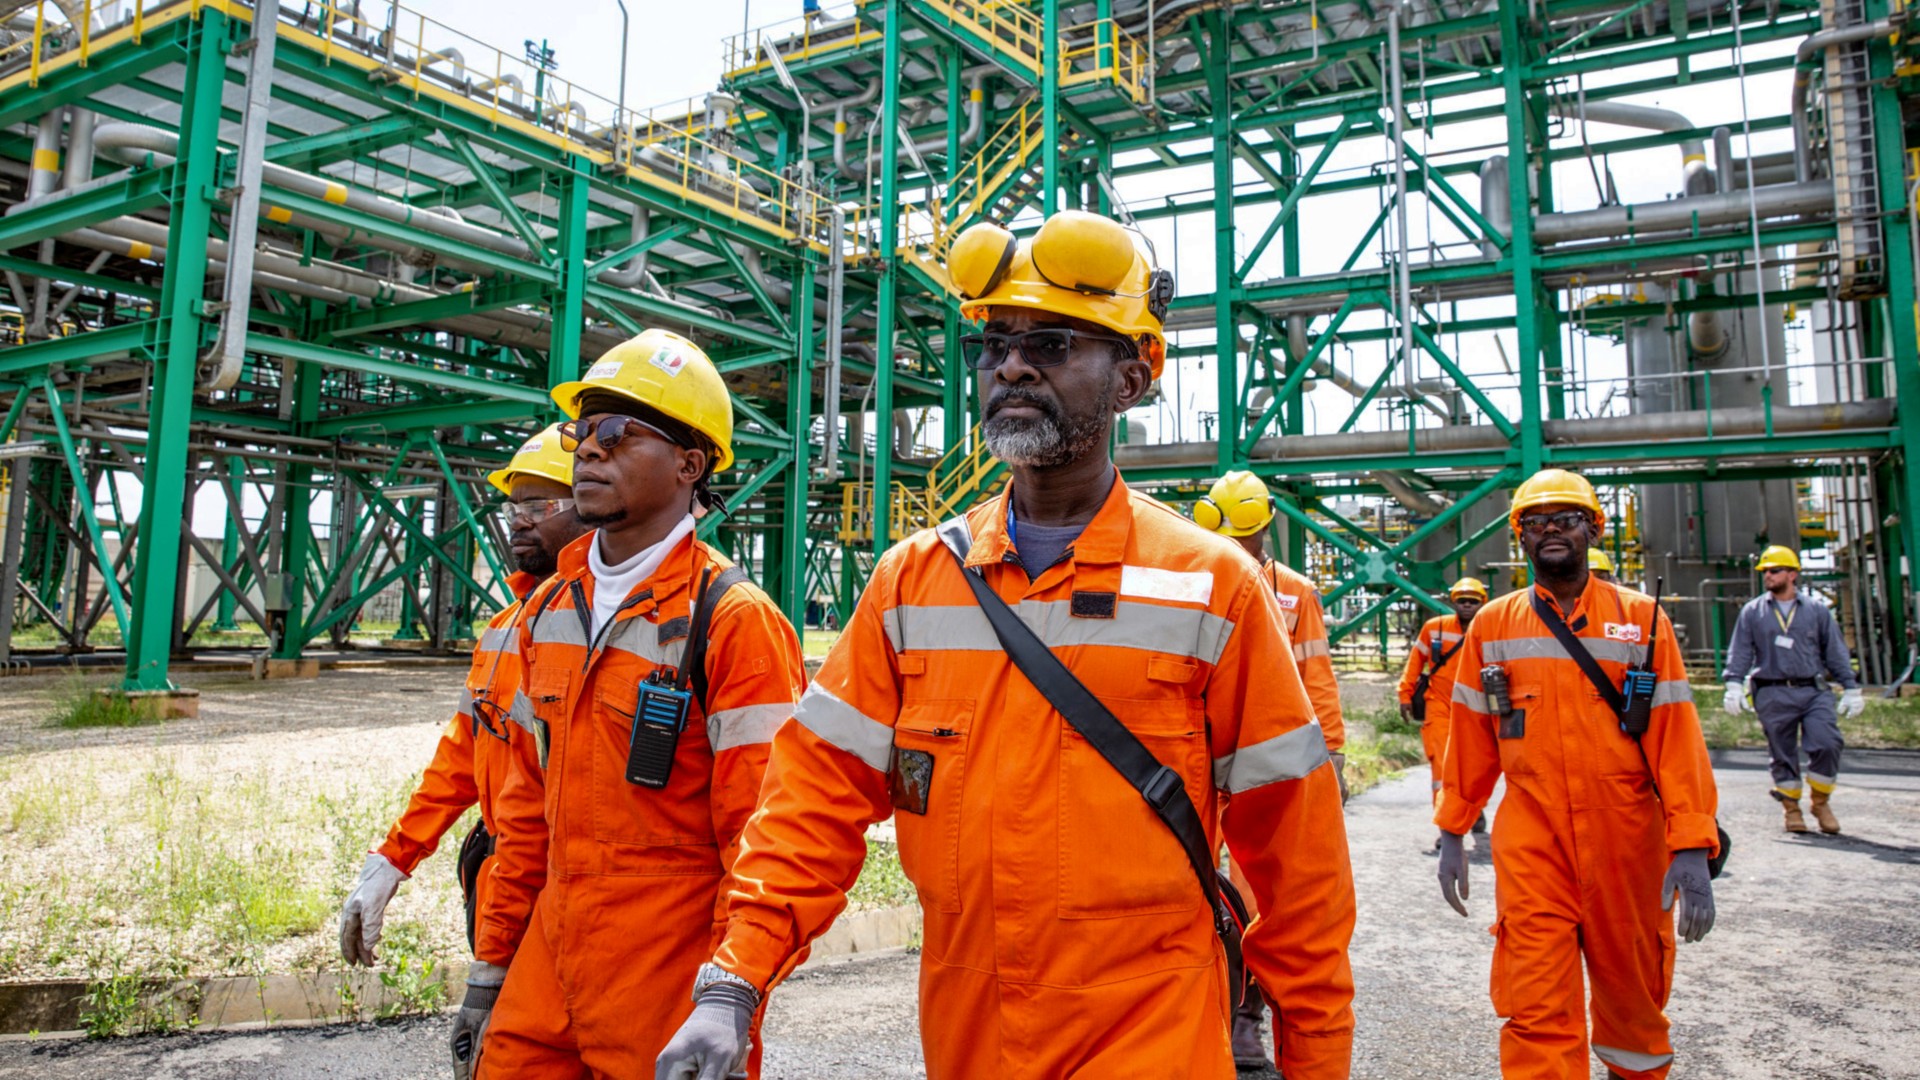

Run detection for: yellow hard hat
[[1193, 470, 1275, 537], [1509, 468, 1607, 537], [1588, 548, 1616, 574], [487, 422, 575, 495], [947, 210, 1174, 377], [1449, 577, 1489, 599], [1756, 544, 1801, 572], [548, 328, 735, 472]]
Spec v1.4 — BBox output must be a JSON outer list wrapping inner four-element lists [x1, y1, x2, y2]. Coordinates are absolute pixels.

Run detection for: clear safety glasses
[[503, 498, 575, 526]]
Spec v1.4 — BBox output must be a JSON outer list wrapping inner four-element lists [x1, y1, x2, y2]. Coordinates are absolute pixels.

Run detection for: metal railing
[[721, 1, 878, 78]]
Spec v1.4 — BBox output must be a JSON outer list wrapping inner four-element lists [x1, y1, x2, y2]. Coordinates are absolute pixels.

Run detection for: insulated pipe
[[1478, 155, 1510, 258], [1549, 99, 1714, 195], [596, 206, 649, 288], [26, 109, 62, 337], [1373, 470, 1453, 515], [822, 204, 846, 482], [1791, 18, 1898, 182], [832, 71, 987, 177], [1116, 399, 1896, 468], [1530, 180, 1834, 245], [201, 0, 279, 392], [1385, 0, 1414, 396]]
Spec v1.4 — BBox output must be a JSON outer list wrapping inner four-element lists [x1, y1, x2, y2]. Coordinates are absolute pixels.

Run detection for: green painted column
[[871, 0, 904, 555], [122, 11, 230, 691], [1863, 0, 1920, 644], [1499, 1, 1545, 474], [274, 363, 320, 659], [552, 159, 589, 386], [1041, 0, 1060, 216], [783, 260, 817, 629], [1209, 8, 1238, 474]]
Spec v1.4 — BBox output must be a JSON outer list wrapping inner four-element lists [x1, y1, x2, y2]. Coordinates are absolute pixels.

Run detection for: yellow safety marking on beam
[[31, 149, 59, 172], [127, 241, 153, 260], [458, 280, 476, 292], [1683, 153, 1707, 164], [266, 205, 293, 223], [324, 182, 349, 205]]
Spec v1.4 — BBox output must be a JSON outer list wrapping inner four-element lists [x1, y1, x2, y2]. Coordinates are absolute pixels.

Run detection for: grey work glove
[[450, 960, 506, 1080], [1722, 681, 1747, 716], [1331, 751, 1349, 804], [1661, 848, 1716, 944], [1838, 687, 1866, 719], [1437, 831, 1470, 917], [656, 983, 757, 1080], [339, 852, 408, 966]]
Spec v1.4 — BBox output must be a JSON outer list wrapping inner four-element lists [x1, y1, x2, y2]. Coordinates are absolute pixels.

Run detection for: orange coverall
[[1437, 576, 1719, 1080], [1397, 613, 1467, 801], [1260, 558, 1345, 752], [718, 477, 1356, 1079], [479, 533, 806, 1078], [375, 570, 547, 966]]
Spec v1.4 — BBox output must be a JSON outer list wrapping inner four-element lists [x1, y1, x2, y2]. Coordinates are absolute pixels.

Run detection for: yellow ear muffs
[[1030, 210, 1136, 295], [948, 222, 1018, 300], [1193, 496, 1225, 532], [1228, 495, 1277, 533]]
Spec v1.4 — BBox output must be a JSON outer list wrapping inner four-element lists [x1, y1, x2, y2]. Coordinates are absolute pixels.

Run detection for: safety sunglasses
[[469, 694, 511, 743], [1762, 566, 1794, 575], [959, 328, 1138, 371], [1517, 510, 1593, 535], [502, 497, 574, 526], [557, 415, 675, 454]]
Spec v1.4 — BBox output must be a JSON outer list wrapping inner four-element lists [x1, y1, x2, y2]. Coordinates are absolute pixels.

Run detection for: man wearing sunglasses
[[479, 329, 806, 1080], [336, 423, 587, 1078], [1722, 544, 1862, 834], [1436, 468, 1719, 1080], [661, 211, 1355, 1079]]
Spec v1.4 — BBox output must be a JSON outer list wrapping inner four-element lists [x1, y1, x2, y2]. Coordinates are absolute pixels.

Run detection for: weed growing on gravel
[[374, 921, 448, 1018], [48, 683, 155, 730], [849, 840, 915, 910], [0, 756, 99, 846], [1341, 707, 1427, 798]]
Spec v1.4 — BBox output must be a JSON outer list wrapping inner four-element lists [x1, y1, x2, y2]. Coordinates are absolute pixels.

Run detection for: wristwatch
[[692, 961, 761, 1005]]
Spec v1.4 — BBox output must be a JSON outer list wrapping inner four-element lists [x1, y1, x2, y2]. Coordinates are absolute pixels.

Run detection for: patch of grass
[[1691, 684, 1920, 750], [0, 757, 98, 847], [44, 674, 159, 730], [1339, 706, 1428, 799], [374, 920, 448, 1019], [848, 839, 915, 910], [803, 629, 842, 659], [78, 970, 141, 1039]]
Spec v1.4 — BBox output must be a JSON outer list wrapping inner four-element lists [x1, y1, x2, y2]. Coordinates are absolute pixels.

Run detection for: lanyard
[[1772, 600, 1797, 634]]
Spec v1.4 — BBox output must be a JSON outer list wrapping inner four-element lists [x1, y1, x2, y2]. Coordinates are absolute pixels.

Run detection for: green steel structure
[[0, 0, 1915, 696]]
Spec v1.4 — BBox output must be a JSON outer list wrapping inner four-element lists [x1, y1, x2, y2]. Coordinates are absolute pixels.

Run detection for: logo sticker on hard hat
[[584, 359, 622, 381], [650, 344, 688, 378], [523, 438, 544, 452]]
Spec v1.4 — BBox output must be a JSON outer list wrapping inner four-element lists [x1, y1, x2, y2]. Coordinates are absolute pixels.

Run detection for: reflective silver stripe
[[881, 606, 905, 654], [456, 694, 475, 720], [1453, 683, 1490, 713], [1651, 680, 1692, 707], [477, 626, 518, 656], [1481, 635, 1643, 665], [1437, 632, 1463, 643], [602, 613, 685, 668], [792, 683, 894, 772], [1213, 722, 1330, 794], [1593, 1046, 1673, 1073], [1293, 638, 1331, 662], [707, 702, 794, 752], [531, 611, 590, 648], [889, 601, 1235, 666], [507, 688, 541, 737]]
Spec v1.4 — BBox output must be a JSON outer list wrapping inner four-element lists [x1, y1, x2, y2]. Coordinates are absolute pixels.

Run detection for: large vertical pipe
[[1387, 1, 1414, 396], [870, 0, 902, 551], [199, 0, 280, 391], [823, 206, 845, 483], [27, 109, 63, 338]]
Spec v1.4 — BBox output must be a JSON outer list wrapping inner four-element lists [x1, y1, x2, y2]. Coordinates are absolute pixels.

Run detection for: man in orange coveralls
[[1398, 576, 1489, 846], [1435, 468, 1719, 1080], [477, 329, 807, 1078], [1191, 467, 1349, 1068], [658, 210, 1356, 1080], [335, 423, 585, 1076]]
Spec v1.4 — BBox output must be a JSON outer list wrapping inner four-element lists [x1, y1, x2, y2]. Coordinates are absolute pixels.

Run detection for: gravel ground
[[6, 754, 1915, 1078]]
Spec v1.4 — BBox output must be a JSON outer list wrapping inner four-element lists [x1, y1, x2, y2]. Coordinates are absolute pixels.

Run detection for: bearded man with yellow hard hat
[[1721, 544, 1863, 834], [661, 210, 1356, 1079], [335, 425, 589, 1079]]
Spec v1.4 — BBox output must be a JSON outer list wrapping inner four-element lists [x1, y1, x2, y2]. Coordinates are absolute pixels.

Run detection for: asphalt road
[[3, 759, 1915, 1079]]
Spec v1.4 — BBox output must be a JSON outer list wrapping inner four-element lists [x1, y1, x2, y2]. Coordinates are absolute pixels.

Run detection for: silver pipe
[[1551, 99, 1713, 194], [1531, 180, 1833, 244], [200, 0, 279, 393], [1117, 399, 1896, 468], [1386, 1, 1413, 396], [27, 109, 62, 337], [1478, 155, 1510, 258], [46, 251, 111, 323], [822, 205, 846, 482], [1791, 19, 1897, 183]]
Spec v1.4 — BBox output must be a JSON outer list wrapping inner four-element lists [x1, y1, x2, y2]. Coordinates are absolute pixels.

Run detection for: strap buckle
[[1141, 765, 1183, 811]]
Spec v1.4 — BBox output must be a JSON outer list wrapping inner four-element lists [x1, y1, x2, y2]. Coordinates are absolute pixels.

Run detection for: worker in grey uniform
[[1722, 545, 1864, 834]]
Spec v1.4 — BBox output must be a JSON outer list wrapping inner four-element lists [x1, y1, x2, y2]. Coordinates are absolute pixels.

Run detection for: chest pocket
[[889, 701, 971, 914], [1496, 683, 1542, 777], [1058, 699, 1206, 919], [588, 667, 716, 850]]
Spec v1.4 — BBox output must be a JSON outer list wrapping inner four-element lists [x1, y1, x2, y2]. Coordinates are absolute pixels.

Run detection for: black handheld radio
[[623, 567, 714, 789], [1619, 576, 1665, 736]]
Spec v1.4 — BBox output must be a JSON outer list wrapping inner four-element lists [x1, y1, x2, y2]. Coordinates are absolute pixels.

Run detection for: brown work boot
[[1810, 789, 1842, 834], [1773, 789, 1811, 833], [1231, 993, 1268, 1070]]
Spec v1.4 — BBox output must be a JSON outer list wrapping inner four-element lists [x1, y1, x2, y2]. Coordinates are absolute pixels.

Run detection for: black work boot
[[1231, 992, 1268, 1070]]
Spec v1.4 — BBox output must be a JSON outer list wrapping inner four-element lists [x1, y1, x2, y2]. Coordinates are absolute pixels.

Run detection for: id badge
[[888, 747, 935, 815], [1774, 633, 1795, 649]]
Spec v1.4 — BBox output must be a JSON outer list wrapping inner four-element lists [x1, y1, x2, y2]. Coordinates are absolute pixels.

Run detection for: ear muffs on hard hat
[[1195, 470, 1277, 537], [487, 422, 575, 495], [949, 223, 1018, 300], [1030, 211, 1137, 295]]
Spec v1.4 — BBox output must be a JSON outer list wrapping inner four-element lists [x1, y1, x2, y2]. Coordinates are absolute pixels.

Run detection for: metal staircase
[[839, 423, 1007, 542]]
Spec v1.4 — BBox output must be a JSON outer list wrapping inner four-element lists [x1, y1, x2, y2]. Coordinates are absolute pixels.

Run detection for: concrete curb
[[0, 904, 922, 1039]]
